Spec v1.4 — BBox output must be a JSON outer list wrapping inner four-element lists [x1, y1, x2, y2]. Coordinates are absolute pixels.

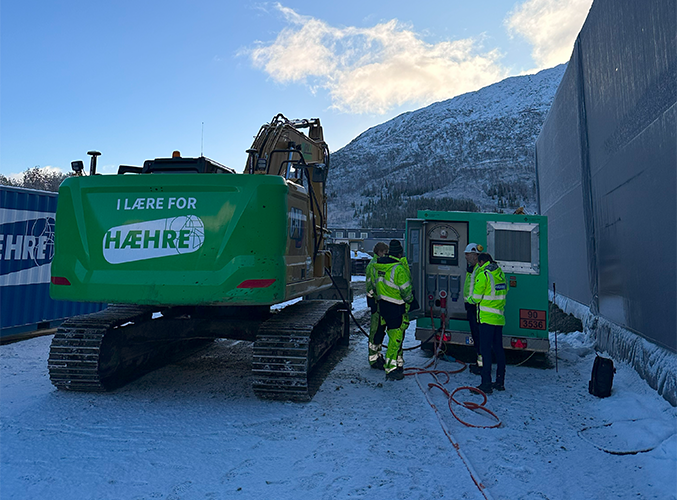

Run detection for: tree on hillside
[[357, 192, 478, 228], [0, 167, 71, 192]]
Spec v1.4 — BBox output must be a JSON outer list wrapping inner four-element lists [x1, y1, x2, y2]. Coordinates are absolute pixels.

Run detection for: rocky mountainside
[[326, 64, 566, 228]]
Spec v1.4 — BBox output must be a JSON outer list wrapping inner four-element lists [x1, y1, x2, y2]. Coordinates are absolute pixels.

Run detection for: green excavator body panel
[[50, 173, 328, 306]]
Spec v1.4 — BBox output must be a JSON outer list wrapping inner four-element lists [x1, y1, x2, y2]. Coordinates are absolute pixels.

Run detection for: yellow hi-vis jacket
[[469, 261, 508, 325], [374, 256, 414, 306], [463, 263, 479, 303]]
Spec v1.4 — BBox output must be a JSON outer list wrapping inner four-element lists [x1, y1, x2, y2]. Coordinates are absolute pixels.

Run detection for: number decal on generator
[[519, 309, 547, 330]]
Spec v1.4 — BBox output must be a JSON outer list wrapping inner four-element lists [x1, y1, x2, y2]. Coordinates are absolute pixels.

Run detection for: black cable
[[323, 267, 370, 338], [306, 168, 324, 260]]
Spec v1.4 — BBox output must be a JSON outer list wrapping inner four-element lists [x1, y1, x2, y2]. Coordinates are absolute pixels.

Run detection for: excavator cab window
[[284, 158, 303, 182], [311, 163, 327, 183]]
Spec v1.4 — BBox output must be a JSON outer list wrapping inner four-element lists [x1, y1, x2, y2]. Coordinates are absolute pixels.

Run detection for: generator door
[[406, 219, 425, 319], [423, 222, 468, 320]]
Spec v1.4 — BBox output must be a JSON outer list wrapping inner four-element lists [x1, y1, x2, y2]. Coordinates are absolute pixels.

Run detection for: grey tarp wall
[[536, 0, 676, 352]]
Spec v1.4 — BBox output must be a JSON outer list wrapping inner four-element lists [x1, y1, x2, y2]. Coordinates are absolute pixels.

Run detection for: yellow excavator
[[49, 114, 351, 401]]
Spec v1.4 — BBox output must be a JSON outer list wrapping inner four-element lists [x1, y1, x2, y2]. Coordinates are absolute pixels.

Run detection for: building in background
[[328, 228, 405, 275], [328, 228, 404, 254]]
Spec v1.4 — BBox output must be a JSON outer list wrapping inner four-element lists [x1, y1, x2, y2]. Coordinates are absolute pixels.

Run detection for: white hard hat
[[465, 243, 483, 253]]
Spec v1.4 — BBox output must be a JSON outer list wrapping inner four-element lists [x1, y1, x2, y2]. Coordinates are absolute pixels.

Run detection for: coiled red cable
[[404, 308, 502, 429]]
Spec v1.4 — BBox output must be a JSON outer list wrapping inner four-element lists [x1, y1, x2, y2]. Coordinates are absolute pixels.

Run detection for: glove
[[408, 291, 420, 312]]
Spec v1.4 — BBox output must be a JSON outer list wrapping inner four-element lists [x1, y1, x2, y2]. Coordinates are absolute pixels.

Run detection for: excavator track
[[48, 304, 210, 391], [252, 300, 349, 402], [49, 299, 348, 399]]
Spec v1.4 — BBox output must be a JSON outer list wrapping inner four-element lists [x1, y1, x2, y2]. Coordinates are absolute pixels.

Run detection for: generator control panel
[[408, 221, 468, 320]]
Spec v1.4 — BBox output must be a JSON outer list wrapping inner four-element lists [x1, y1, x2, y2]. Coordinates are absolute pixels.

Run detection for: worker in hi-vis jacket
[[469, 252, 508, 394], [366, 241, 389, 370], [463, 242, 484, 375], [373, 239, 418, 381]]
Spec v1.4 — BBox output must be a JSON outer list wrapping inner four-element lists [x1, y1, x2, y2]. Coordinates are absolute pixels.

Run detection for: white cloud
[[244, 4, 509, 114], [505, 0, 593, 68]]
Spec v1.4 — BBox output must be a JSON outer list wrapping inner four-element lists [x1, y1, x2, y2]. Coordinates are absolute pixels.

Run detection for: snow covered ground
[[1, 290, 675, 500]]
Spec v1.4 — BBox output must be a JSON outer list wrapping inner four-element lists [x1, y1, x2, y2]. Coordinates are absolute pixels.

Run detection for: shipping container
[[0, 185, 106, 341]]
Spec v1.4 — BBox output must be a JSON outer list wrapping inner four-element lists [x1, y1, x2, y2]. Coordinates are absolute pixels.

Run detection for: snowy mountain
[[327, 64, 567, 228]]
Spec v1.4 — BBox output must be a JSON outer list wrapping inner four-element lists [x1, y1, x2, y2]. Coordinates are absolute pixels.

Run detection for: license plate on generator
[[519, 309, 547, 330]]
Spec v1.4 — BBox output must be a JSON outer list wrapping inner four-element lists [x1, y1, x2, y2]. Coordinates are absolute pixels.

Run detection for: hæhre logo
[[103, 216, 204, 264]]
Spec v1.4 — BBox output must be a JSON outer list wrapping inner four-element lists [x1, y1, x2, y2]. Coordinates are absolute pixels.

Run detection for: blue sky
[[0, 0, 592, 177]]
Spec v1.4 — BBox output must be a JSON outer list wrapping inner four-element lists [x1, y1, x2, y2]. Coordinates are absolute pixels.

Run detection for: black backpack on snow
[[588, 355, 615, 398]]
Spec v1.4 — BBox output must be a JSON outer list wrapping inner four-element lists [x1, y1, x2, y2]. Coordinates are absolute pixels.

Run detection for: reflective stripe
[[380, 295, 405, 305], [486, 270, 506, 294], [367, 290, 375, 298], [472, 293, 484, 301], [377, 275, 398, 289], [465, 266, 478, 302], [369, 353, 381, 362], [482, 271, 507, 301], [368, 342, 382, 351], [479, 305, 504, 315], [399, 280, 411, 290], [475, 272, 504, 299]]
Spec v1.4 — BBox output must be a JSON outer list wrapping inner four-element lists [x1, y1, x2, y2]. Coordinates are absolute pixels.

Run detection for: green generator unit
[[406, 210, 549, 353]]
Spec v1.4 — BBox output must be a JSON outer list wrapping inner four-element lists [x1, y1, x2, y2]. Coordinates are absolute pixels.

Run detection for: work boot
[[476, 382, 493, 394], [469, 364, 482, 375], [385, 368, 405, 381], [370, 357, 385, 370], [492, 381, 505, 391]]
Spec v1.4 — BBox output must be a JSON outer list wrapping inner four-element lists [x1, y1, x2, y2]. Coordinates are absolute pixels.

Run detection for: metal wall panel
[[580, 0, 676, 346], [536, 0, 676, 351], [535, 59, 593, 306], [0, 186, 106, 337]]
